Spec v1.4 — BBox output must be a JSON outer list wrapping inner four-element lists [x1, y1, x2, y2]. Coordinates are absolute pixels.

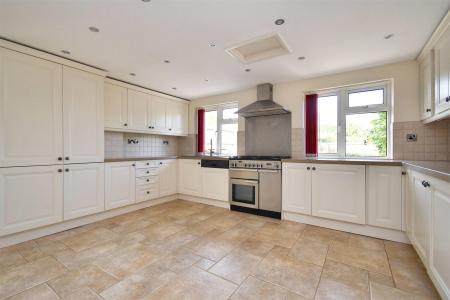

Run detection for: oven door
[[229, 178, 259, 209]]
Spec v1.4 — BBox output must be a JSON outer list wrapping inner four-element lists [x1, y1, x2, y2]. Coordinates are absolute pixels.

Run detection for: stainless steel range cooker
[[229, 156, 287, 219]]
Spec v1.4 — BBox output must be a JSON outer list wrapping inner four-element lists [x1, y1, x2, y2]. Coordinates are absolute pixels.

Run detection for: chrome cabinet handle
[[421, 180, 431, 188]]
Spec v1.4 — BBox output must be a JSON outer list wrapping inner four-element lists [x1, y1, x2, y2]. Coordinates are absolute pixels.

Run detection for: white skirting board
[[283, 211, 410, 243], [177, 194, 230, 209], [0, 194, 177, 248]]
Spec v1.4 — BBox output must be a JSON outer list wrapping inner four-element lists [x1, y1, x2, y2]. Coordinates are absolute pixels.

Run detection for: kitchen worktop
[[178, 156, 230, 160], [403, 160, 450, 182], [282, 158, 403, 166], [104, 156, 178, 162]]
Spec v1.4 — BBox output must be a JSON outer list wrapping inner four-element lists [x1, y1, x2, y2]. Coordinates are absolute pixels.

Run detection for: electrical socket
[[406, 133, 417, 142]]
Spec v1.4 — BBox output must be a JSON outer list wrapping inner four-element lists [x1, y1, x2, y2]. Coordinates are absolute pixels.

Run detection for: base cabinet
[[63, 163, 105, 220], [105, 162, 136, 210], [0, 165, 63, 236], [202, 168, 228, 201], [367, 166, 402, 230], [178, 159, 202, 197], [159, 160, 177, 197], [282, 163, 312, 215]]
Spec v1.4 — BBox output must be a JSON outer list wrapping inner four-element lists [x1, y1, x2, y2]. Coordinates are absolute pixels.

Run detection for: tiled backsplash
[[105, 131, 178, 158], [393, 119, 450, 161]]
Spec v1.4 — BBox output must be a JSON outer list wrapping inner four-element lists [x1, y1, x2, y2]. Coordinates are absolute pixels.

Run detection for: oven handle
[[231, 179, 258, 185], [231, 168, 258, 172], [258, 169, 281, 173]]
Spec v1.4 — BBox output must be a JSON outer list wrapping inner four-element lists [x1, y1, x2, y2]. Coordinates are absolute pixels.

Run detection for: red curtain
[[197, 109, 205, 153], [305, 94, 318, 157]]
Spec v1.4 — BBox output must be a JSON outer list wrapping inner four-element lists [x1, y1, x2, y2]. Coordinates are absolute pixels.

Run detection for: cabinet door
[[149, 95, 167, 132], [178, 159, 202, 197], [410, 171, 431, 263], [311, 164, 366, 224], [282, 163, 312, 215], [166, 101, 185, 134], [104, 83, 128, 129], [367, 166, 402, 230], [435, 27, 450, 114], [159, 160, 177, 197], [0, 48, 63, 167], [63, 163, 105, 220], [202, 168, 229, 201], [128, 89, 149, 131], [105, 162, 136, 210], [419, 51, 434, 119], [0, 165, 63, 236], [63, 66, 104, 164], [430, 177, 450, 298]]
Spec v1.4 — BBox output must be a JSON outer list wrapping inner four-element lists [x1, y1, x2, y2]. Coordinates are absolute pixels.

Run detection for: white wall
[[188, 60, 419, 134]]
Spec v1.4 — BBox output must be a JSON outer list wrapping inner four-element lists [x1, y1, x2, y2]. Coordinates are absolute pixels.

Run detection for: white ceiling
[[0, 0, 449, 99]]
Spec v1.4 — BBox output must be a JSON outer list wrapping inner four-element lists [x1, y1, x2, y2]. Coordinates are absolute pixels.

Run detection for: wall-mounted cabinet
[[419, 51, 434, 120], [434, 26, 450, 115], [104, 79, 188, 136]]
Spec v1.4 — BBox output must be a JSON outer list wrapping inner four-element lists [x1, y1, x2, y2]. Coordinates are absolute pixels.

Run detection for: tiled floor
[[0, 200, 441, 300]]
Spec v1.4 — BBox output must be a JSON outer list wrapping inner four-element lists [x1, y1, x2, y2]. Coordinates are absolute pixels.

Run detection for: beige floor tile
[[252, 246, 322, 299], [189, 236, 238, 262], [327, 243, 391, 275], [237, 238, 274, 257], [230, 276, 289, 300], [0, 256, 67, 299], [288, 237, 328, 266], [61, 287, 103, 300], [369, 272, 395, 288], [17, 238, 68, 262], [147, 266, 238, 300], [185, 221, 220, 236], [302, 225, 350, 246], [0, 245, 27, 270], [194, 258, 216, 270], [203, 212, 248, 230], [100, 262, 177, 300], [389, 258, 440, 298], [370, 282, 437, 300], [60, 227, 120, 252], [384, 240, 422, 262], [137, 221, 186, 241], [143, 230, 199, 253], [48, 264, 117, 297], [156, 248, 202, 272], [6, 284, 59, 300], [347, 234, 385, 251], [315, 259, 369, 300], [252, 222, 302, 248], [286, 291, 311, 300]]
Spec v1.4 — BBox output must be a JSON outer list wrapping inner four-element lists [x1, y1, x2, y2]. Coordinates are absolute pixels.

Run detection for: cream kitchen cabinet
[[0, 47, 63, 167], [434, 26, 450, 114], [128, 89, 149, 131], [148, 95, 167, 132], [202, 167, 229, 201], [419, 51, 435, 120], [104, 82, 128, 129], [63, 66, 104, 164], [311, 164, 366, 224], [159, 159, 177, 197], [105, 161, 136, 210], [0, 165, 63, 236], [366, 166, 402, 230], [282, 163, 312, 215], [63, 163, 105, 220], [178, 159, 202, 197], [166, 100, 188, 135]]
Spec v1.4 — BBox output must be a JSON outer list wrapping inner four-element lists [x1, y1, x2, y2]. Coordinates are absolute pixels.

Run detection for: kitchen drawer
[[135, 161, 158, 169], [136, 187, 158, 202], [136, 175, 158, 185], [136, 168, 159, 177]]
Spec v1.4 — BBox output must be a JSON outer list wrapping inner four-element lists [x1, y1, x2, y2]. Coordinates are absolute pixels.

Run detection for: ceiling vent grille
[[226, 32, 291, 64]]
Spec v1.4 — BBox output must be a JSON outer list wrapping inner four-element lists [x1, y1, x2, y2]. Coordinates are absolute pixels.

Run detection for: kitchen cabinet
[[128, 89, 149, 131], [202, 167, 229, 201], [434, 26, 450, 114], [0, 165, 63, 236], [366, 166, 402, 230], [430, 177, 450, 299], [167, 100, 188, 135], [282, 163, 312, 215], [135, 161, 159, 203], [149, 95, 167, 132], [105, 161, 136, 210], [159, 159, 177, 197], [63, 163, 105, 220], [311, 164, 366, 224], [63, 66, 104, 164], [178, 159, 202, 197], [104, 82, 128, 129], [0, 47, 63, 167], [419, 51, 435, 120]]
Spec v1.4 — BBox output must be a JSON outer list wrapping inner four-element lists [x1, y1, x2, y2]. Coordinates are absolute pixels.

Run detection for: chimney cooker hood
[[236, 83, 290, 117]]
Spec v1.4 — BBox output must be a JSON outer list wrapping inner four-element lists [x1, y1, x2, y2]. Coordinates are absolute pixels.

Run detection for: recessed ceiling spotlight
[[245, 69, 251, 72], [297, 56, 305, 60], [61, 50, 70, 55], [204, 79, 209, 82], [274, 18, 285, 25], [384, 34, 394, 40], [89, 26, 100, 33], [164, 60, 171, 64], [209, 43, 216, 48], [129, 73, 136, 76], [142, 0, 151, 2], [172, 87, 177, 90]]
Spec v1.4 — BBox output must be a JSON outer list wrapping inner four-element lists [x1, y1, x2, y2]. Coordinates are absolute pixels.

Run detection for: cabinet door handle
[[146, 162, 149, 165], [58, 169, 63, 173], [159, 162, 163, 165], [124, 123, 128, 127], [57, 157, 63, 161], [148, 126, 152, 129], [312, 167, 316, 171], [65, 157, 70, 161], [169, 128, 172, 131], [65, 168, 69, 172], [426, 108, 431, 112], [146, 179, 150, 182], [197, 162, 201, 165], [132, 163, 135, 167], [146, 191, 150, 194], [146, 171, 150, 174], [421, 180, 430, 188], [306, 167, 310, 170]]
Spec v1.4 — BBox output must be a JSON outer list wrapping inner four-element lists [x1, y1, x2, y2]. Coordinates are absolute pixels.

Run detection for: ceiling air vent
[[226, 32, 291, 64]]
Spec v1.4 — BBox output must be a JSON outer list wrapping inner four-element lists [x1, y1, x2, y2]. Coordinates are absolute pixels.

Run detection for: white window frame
[[317, 80, 392, 159], [201, 102, 238, 155]]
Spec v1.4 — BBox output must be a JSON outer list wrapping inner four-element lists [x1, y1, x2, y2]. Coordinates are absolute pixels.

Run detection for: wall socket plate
[[406, 133, 417, 142]]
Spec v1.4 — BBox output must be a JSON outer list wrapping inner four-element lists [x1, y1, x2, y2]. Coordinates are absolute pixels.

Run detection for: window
[[202, 103, 238, 155], [317, 81, 391, 158]]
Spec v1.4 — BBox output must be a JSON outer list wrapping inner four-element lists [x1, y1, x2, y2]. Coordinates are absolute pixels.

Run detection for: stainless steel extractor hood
[[236, 83, 290, 117]]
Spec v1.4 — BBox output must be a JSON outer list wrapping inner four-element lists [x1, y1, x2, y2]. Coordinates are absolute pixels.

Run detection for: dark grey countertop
[[403, 161, 450, 182], [178, 156, 230, 160], [282, 158, 403, 166]]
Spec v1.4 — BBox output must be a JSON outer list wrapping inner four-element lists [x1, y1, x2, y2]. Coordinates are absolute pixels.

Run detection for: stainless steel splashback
[[245, 113, 291, 157]]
